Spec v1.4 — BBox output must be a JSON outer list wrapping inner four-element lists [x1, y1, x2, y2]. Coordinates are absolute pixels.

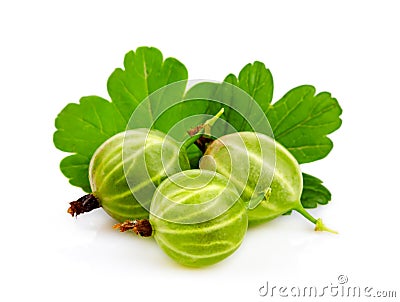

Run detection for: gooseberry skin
[[149, 169, 248, 267], [200, 131, 303, 227], [89, 129, 190, 222]]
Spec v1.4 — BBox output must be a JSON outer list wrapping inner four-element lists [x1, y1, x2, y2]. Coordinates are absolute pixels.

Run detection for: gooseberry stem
[[113, 219, 153, 237], [182, 108, 225, 152], [203, 108, 224, 135], [294, 206, 338, 234], [68, 194, 100, 217], [181, 132, 210, 151]]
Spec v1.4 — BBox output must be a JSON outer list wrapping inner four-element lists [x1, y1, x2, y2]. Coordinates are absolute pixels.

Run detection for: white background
[[1, 1, 399, 301]]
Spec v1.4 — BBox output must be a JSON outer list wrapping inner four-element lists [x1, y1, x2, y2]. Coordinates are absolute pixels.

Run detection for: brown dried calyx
[[185, 108, 224, 153], [113, 220, 153, 237], [67, 194, 101, 217], [192, 136, 214, 154]]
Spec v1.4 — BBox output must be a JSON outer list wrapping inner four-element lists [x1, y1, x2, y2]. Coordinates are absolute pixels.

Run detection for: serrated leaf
[[301, 173, 332, 208], [107, 47, 188, 124], [54, 47, 188, 192], [54, 96, 125, 191], [184, 83, 272, 135], [60, 154, 91, 193], [224, 61, 273, 113], [54, 96, 125, 155], [267, 85, 342, 163], [180, 62, 273, 136], [223, 64, 342, 164], [185, 81, 243, 132]]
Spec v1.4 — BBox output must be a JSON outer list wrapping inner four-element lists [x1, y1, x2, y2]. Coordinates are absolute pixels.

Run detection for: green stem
[[295, 206, 317, 224], [294, 205, 338, 234], [203, 108, 224, 135], [181, 133, 207, 151], [181, 108, 224, 151]]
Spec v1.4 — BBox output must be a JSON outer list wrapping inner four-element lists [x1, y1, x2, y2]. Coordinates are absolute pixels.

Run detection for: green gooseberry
[[68, 128, 191, 222], [199, 131, 336, 232], [115, 169, 248, 267]]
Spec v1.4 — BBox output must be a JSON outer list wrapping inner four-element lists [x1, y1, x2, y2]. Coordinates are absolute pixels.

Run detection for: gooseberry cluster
[[68, 119, 335, 268]]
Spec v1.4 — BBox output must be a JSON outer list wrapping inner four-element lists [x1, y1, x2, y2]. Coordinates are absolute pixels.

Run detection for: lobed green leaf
[[267, 85, 342, 164], [224, 61, 273, 114], [54, 47, 188, 192], [54, 96, 125, 155], [60, 154, 91, 193], [184, 62, 274, 135], [107, 47, 188, 124], [300, 173, 331, 208]]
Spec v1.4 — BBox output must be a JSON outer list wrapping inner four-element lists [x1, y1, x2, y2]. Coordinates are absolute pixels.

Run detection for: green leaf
[[107, 47, 188, 124], [185, 81, 244, 132], [54, 96, 125, 191], [180, 61, 273, 136], [224, 61, 273, 113], [300, 173, 331, 208], [54, 47, 188, 192], [54, 96, 125, 155], [222, 63, 342, 164], [60, 154, 91, 193], [267, 85, 342, 164]]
